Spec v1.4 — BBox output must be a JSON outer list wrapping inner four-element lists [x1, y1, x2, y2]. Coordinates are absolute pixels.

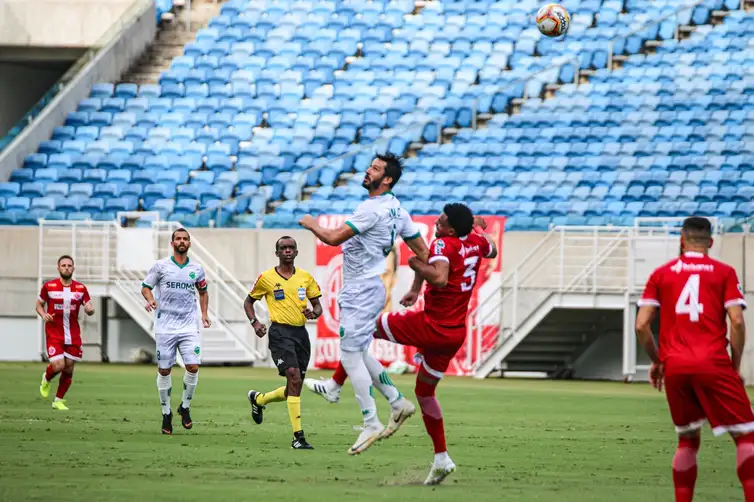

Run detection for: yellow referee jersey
[[249, 267, 322, 327]]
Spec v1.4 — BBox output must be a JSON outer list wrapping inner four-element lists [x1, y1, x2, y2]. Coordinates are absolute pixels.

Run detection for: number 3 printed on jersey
[[461, 256, 479, 292], [676, 274, 704, 322]]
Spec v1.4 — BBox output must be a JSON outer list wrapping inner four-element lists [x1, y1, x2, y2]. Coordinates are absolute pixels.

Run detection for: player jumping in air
[[37, 255, 95, 410], [636, 216, 754, 502], [372, 203, 496, 484], [244, 236, 323, 450], [298, 153, 429, 455], [141, 228, 211, 435]]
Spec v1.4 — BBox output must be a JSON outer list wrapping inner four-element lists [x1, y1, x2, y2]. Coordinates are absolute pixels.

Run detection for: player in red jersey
[[378, 203, 497, 484], [636, 217, 753, 502], [36, 255, 94, 410]]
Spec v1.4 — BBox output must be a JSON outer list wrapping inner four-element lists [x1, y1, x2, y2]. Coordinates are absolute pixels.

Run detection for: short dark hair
[[444, 203, 474, 238], [682, 216, 712, 246], [275, 236, 296, 251], [57, 255, 74, 265], [376, 153, 403, 188], [171, 227, 190, 241]]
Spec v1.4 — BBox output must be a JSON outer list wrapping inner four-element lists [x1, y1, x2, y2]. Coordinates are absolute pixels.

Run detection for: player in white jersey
[[299, 153, 429, 455], [141, 227, 211, 435]]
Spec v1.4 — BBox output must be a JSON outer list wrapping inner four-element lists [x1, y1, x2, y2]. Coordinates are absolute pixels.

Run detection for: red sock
[[735, 434, 754, 501], [56, 372, 72, 399], [672, 436, 700, 502], [45, 364, 59, 382], [415, 369, 447, 454], [333, 362, 347, 386]]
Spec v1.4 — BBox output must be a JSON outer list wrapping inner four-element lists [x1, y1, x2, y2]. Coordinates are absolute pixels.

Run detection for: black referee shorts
[[268, 323, 311, 377]]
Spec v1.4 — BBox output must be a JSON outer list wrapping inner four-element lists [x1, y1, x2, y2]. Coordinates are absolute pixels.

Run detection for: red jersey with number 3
[[423, 232, 493, 329], [638, 251, 746, 370], [38, 279, 91, 346]]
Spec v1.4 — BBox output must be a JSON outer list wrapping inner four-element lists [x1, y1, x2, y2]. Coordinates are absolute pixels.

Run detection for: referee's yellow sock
[[287, 396, 302, 433], [257, 386, 286, 406]]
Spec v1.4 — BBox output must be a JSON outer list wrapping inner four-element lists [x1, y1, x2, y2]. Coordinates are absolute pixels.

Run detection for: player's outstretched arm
[[474, 216, 498, 259], [728, 305, 746, 373], [408, 256, 449, 288], [298, 214, 356, 246]]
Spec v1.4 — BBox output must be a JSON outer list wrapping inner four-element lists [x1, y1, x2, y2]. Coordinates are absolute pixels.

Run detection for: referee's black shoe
[[247, 390, 264, 424], [292, 430, 313, 450]]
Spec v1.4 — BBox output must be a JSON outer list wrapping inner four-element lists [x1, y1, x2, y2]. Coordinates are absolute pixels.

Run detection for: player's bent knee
[[158, 368, 172, 376], [185, 364, 199, 373], [51, 359, 65, 372], [285, 367, 302, 384]]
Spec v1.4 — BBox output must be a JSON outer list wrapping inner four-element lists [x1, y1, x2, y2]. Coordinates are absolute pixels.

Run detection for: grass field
[[0, 363, 748, 502]]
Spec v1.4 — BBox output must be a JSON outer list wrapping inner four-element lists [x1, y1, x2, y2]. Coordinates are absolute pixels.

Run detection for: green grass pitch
[[0, 363, 748, 501]]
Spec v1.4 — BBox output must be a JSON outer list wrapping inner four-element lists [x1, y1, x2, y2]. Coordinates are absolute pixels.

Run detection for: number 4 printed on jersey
[[676, 274, 704, 322]]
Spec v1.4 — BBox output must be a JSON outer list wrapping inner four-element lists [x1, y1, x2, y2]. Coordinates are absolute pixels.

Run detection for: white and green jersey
[[142, 256, 207, 334], [342, 191, 420, 283]]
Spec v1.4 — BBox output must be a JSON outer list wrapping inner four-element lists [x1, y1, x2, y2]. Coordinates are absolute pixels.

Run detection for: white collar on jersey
[[683, 251, 705, 258], [459, 235, 468, 241]]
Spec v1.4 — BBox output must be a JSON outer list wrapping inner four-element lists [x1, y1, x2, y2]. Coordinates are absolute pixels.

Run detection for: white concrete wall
[[0, 0, 136, 47]]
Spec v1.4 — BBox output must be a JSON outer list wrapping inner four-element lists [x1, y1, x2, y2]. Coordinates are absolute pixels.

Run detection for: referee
[[243, 235, 322, 450]]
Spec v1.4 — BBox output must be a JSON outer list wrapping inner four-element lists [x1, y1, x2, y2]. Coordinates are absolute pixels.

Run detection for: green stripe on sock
[[379, 371, 395, 387]]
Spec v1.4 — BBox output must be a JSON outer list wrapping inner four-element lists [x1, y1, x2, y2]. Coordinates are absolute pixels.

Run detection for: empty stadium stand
[[0, 0, 750, 229]]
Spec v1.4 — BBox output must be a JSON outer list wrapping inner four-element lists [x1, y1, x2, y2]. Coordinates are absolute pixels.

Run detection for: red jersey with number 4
[[638, 251, 746, 370], [38, 279, 91, 346], [424, 232, 493, 329]]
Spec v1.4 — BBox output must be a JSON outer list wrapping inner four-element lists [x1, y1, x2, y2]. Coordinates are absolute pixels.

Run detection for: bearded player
[[299, 153, 429, 455], [142, 228, 211, 435], [377, 203, 496, 484], [37, 255, 95, 410], [636, 216, 754, 502]]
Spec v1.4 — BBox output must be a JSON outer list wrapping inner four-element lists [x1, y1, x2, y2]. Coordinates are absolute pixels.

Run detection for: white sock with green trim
[[363, 352, 402, 406]]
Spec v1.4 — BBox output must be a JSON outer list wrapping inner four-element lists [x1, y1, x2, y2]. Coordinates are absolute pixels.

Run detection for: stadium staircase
[[37, 219, 268, 365], [471, 218, 722, 379]]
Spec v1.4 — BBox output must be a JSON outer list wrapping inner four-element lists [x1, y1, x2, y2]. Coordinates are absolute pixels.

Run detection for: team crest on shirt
[[189, 272, 196, 280], [297, 287, 306, 301], [273, 283, 285, 301]]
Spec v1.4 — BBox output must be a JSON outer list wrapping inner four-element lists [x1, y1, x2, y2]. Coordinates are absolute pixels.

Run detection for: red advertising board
[[313, 214, 505, 376]]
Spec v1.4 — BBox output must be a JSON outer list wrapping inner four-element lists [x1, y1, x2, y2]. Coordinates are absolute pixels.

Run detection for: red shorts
[[375, 310, 465, 379], [664, 364, 754, 437], [46, 336, 82, 362]]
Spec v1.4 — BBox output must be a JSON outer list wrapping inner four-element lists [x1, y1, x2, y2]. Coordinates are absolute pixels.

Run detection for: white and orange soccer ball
[[536, 3, 571, 37]]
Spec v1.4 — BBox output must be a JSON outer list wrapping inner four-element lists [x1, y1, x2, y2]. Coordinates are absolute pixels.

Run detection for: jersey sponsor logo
[[434, 239, 445, 255], [273, 283, 285, 301], [670, 260, 714, 274], [53, 304, 77, 312], [459, 244, 480, 257], [165, 281, 195, 290], [297, 287, 306, 301]]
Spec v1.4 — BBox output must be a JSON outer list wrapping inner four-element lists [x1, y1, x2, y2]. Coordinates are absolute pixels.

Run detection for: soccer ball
[[536, 3, 570, 37]]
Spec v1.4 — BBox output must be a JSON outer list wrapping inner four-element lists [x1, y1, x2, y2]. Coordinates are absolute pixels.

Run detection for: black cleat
[[248, 390, 264, 425], [177, 404, 193, 430], [161, 412, 173, 435], [292, 430, 314, 450]]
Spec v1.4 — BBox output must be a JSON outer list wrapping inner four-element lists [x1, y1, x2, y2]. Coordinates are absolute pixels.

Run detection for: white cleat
[[379, 398, 416, 440], [348, 422, 384, 456], [424, 458, 457, 485], [304, 377, 341, 404]]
